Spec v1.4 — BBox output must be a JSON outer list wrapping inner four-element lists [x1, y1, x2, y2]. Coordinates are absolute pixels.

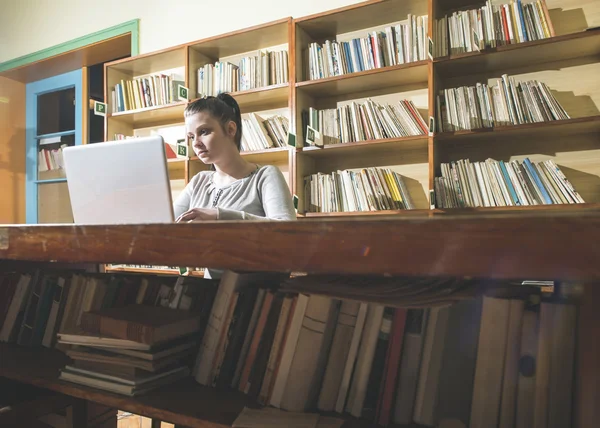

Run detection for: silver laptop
[[62, 136, 175, 224]]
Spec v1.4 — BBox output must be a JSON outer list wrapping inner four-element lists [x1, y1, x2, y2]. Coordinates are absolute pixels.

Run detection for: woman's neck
[[213, 154, 255, 181]]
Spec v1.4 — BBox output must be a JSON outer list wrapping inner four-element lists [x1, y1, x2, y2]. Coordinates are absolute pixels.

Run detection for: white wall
[[0, 0, 363, 64]]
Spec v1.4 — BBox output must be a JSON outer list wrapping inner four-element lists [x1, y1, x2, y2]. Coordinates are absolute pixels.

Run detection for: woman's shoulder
[[188, 170, 215, 189], [255, 164, 285, 180]]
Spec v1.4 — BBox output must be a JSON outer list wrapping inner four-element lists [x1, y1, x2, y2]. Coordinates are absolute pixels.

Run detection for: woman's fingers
[[176, 210, 196, 223]]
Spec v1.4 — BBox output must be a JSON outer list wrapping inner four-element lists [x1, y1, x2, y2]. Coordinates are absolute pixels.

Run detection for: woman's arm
[[217, 166, 296, 221], [173, 181, 192, 220]]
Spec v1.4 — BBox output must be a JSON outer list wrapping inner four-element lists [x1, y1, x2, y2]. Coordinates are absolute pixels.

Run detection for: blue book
[[523, 158, 552, 204], [499, 161, 521, 205]]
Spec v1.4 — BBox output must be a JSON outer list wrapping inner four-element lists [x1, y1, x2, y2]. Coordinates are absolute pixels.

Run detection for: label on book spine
[[287, 132, 296, 147], [306, 126, 323, 148], [94, 101, 107, 117], [176, 138, 188, 158], [177, 85, 189, 101]]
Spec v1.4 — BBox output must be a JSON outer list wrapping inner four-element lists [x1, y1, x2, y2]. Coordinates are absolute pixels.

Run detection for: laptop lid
[[63, 136, 175, 224]]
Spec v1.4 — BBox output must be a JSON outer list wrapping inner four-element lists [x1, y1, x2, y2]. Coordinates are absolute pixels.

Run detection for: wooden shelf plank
[[295, 0, 426, 40], [3, 211, 600, 280], [302, 203, 600, 218], [300, 136, 428, 158], [188, 18, 290, 59], [434, 115, 600, 143], [434, 29, 600, 76], [296, 61, 429, 98], [303, 209, 432, 218], [35, 130, 76, 140], [0, 344, 253, 428], [190, 147, 291, 165], [0, 344, 413, 428], [106, 46, 187, 76], [188, 84, 290, 113], [434, 203, 600, 214], [108, 102, 187, 127]]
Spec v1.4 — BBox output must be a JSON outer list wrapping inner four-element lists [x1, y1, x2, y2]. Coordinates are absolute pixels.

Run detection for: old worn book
[[80, 304, 202, 345], [66, 344, 195, 372]]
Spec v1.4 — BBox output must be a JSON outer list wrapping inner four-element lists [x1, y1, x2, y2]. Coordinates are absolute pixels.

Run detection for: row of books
[[0, 269, 212, 349], [111, 73, 185, 113], [434, 158, 584, 208], [278, 276, 578, 427], [0, 266, 223, 396], [434, 0, 555, 57], [306, 14, 428, 80], [303, 167, 415, 213], [38, 144, 68, 173], [196, 50, 289, 97], [302, 99, 428, 147], [436, 74, 569, 132], [0, 266, 579, 426], [241, 114, 290, 152]]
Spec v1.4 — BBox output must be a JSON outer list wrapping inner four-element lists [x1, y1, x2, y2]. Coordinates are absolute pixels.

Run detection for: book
[[80, 304, 202, 345]]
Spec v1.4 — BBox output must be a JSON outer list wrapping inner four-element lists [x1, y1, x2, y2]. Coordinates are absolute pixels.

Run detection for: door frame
[[25, 69, 83, 224], [0, 20, 139, 224], [0, 19, 139, 73]]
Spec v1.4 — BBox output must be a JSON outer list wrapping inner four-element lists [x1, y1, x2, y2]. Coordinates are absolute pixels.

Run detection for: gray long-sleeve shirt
[[173, 164, 296, 221], [173, 165, 296, 278]]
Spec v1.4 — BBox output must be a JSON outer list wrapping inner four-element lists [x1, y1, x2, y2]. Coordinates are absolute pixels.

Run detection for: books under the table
[[59, 364, 189, 397]]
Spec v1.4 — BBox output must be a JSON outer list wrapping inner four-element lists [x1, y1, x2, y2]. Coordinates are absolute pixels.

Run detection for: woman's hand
[[176, 208, 218, 222]]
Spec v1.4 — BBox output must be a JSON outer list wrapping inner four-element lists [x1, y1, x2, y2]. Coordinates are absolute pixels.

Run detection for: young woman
[[173, 93, 296, 223]]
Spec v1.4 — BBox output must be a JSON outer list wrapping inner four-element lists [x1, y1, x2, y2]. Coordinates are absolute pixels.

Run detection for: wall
[[0, 0, 363, 64], [0, 76, 26, 223]]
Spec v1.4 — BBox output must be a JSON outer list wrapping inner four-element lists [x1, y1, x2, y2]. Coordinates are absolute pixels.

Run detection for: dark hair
[[184, 93, 243, 151]]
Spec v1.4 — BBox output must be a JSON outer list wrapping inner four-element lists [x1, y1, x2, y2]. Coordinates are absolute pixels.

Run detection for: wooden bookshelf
[[94, 0, 600, 221], [0, 343, 416, 428], [301, 136, 428, 156], [295, 61, 429, 98], [0, 214, 599, 428], [303, 208, 432, 218], [434, 115, 600, 142], [107, 102, 188, 128], [7, 1, 600, 426], [0, 344, 253, 428], [217, 83, 289, 113], [434, 28, 600, 76]]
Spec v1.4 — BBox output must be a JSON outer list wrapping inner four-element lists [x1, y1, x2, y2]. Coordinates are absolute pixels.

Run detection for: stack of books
[[57, 304, 204, 396]]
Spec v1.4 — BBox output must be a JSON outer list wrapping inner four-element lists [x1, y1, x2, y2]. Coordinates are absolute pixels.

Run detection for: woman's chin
[[196, 152, 212, 163]]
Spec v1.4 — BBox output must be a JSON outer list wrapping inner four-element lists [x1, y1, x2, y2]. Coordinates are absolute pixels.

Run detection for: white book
[[269, 294, 310, 408], [0, 274, 32, 342], [334, 302, 368, 413], [345, 304, 384, 417]]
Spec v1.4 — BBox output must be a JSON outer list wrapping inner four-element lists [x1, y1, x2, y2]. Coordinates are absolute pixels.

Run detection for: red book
[[501, 7, 511, 44], [375, 308, 408, 426]]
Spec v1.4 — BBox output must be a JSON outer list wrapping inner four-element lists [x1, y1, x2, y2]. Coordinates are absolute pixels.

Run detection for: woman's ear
[[226, 120, 237, 139]]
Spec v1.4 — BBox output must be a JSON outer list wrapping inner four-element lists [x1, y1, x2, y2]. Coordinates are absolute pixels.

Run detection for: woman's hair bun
[[217, 92, 240, 115]]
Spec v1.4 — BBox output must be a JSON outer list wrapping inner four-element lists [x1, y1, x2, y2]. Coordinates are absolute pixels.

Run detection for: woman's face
[[185, 111, 237, 165]]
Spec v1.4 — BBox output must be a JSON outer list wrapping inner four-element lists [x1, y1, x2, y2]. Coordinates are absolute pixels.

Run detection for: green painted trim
[[0, 19, 140, 73]]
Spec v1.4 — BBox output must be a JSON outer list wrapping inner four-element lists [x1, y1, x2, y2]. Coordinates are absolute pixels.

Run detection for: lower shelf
[[0, 344, 417, 428], [299, 203, 600, 218], [0, 344, 251, 428]]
